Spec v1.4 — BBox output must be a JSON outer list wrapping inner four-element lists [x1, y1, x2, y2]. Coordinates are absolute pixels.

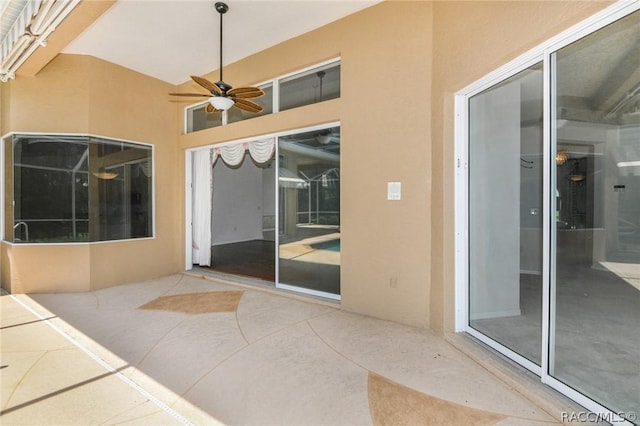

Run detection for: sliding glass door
[[468, 63, 544, 367], [277, 127, 341, 298], [188, 126, 341, 299], [464, 6, 639, 422], [550, 11, 640, 420]]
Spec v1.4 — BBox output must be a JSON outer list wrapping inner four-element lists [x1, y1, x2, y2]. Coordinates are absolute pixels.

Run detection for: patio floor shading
[[1, 273, 583, 425]]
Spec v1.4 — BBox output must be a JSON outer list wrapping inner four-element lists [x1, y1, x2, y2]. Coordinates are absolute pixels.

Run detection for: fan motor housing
[[215, 2, 228, 14]]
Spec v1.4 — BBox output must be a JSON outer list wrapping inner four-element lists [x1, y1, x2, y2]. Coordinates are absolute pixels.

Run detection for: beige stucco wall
[[1, 54, 181, 293], [0, 0, 619, 331], [429, 0, 612, 333], [2, 244, 91, 293], [178, 1, 434, 328]]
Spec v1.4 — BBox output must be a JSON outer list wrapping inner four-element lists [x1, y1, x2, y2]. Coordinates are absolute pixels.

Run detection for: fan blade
[[234, 98, 263, 113], [191, 75, 222, 95], [228, 86, 264, 99], [168, 92, 212, 97], [205, 103, 219, 114]]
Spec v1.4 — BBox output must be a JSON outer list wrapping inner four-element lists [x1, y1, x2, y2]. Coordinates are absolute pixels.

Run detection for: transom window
[[185, 59, 340, 133]]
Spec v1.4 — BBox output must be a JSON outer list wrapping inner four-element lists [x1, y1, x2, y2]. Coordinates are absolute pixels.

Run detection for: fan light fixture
[[316, 134, 331, 145], [568, 160, 585, 182], [209, 96, 234, 111], [556, 150, 568, 166], [168, 2, 265, 114], [93, 170, 118, 180]]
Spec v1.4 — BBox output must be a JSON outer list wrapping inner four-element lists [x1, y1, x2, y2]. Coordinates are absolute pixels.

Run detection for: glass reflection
[[551, 10, 640, 420], [279, 63, 340, 112], [278, 127, 340, 296], [468, 64, 544, 365], [12, 135, 153, 243]]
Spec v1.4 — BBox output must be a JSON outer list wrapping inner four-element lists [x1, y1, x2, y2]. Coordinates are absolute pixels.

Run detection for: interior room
[[189, 125, 341, 297], [468, 9, 640, 417], [206, 152, 276, 281]]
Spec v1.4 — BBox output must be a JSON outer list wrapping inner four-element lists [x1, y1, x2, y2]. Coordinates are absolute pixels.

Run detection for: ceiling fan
[[169, 2, 264, 114]]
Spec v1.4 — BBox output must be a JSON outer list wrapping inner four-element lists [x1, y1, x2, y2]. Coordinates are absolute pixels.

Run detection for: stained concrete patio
[[1, 273, 587, 425]]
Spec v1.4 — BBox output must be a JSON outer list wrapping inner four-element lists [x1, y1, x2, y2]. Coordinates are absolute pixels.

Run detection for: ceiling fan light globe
[[209, 96, 234, 111], [316, 134, 331, 145]]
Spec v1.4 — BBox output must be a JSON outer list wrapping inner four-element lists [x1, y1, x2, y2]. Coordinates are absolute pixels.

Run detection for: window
[[227, 83, 273, 124], [186, 103, 223, 133], [12, 134, 153, 243], [184, 59, 341, 133], [279, 62, 340, 112], [186, 83, 273, 132]]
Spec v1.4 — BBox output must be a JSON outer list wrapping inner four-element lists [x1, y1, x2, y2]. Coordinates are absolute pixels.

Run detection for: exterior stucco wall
[[1, 243, 91, 293], [0, 0, 619, 331], [430, 0, 612, 333], [178, 1, 434, 328], [1, 55, 181, 293]]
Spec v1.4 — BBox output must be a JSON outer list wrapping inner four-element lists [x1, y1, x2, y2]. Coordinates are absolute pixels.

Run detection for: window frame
[[184, 120, 341, 300], [183, 57, 341, 134], [4, 132, 156, 245]]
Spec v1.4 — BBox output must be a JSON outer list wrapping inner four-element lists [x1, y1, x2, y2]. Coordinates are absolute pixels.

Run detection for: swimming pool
[[311, 239, 340, 252]]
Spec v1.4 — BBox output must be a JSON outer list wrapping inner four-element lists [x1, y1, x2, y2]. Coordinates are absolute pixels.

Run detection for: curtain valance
[[212, 137, 275, 166]]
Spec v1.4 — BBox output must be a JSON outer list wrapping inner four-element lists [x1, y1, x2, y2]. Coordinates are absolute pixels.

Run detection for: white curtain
[[213, 138, 275, 167], [215, 144, 246, 166], [192, 149, 213, 266], [191, 138, 275, 265], [248, 138, 275, 164]]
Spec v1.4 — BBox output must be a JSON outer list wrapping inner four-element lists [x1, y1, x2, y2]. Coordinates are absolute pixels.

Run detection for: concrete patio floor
[[1, 273, 587, 425]]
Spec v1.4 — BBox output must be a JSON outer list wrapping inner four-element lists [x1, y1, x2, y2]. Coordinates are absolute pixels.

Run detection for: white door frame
[[454, 2, 639, 424], [184, 122, 342, 301]]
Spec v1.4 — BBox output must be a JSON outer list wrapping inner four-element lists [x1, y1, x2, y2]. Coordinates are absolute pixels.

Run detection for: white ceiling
[[62, 0, 380, 85]]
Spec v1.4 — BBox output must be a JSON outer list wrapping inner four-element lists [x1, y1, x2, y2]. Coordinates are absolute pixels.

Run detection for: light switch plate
[[387, 181, 401, 201]]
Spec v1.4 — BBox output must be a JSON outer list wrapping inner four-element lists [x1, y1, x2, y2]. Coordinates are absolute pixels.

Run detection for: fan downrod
[[215, 2, 228, 14]]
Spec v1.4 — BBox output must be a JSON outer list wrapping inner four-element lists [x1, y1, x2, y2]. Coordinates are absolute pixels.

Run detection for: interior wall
[[2, 54, 181, 292], [468, 82, 521, 320], [212, 155, 264, 246], [430, 0, 613, 333], [178, 1, 433, 328], [520, 125, 543, 274]]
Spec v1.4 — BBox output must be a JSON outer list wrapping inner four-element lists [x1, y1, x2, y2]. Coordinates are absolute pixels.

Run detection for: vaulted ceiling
[[1, 0, 380, 85]]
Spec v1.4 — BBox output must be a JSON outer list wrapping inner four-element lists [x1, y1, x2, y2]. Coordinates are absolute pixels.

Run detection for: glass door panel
[[278, 127, 340, 297], [551, 11, 640, 419], [469, 63, 544, 366]]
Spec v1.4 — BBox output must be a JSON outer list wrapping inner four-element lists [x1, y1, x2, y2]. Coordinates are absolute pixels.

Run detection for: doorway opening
[[207, 152, 276, 281], [186, 124, 341, 299], [456, 4, 639, 423]]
